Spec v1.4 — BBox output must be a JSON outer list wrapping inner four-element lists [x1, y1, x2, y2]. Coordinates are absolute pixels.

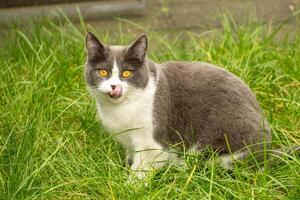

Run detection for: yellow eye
[[98, 69, 108, 77], [122, 70, 132, 78]]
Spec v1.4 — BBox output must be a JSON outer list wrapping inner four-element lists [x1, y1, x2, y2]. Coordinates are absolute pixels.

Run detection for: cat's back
[[160, 61, 259, 110], [161, 61, 246, 90]]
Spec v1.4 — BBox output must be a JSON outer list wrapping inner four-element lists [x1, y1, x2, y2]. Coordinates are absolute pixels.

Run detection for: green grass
[[0, 15, 300, 199]]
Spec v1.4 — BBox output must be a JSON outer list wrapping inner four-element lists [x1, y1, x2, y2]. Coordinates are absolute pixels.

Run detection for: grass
[[0, 14, 300, 199]]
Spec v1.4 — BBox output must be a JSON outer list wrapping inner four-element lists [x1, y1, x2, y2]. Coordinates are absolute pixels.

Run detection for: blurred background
[[1, 0, 299, 32]]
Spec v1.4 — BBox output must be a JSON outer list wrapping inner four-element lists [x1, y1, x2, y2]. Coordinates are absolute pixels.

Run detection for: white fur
[[94, 58, 176, 179], [219, 151, 248, 169]]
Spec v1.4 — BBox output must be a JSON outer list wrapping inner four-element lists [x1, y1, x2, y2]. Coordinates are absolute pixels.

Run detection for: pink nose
[[109, 84, 123, 98], [111, 85, 116, 90]]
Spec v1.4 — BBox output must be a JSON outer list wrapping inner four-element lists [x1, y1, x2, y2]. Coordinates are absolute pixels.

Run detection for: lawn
[[0, 15, 299, 199]]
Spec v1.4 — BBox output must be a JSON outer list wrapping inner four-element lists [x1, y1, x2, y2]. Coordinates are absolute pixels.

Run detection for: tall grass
[[0, 14, 299, 199]]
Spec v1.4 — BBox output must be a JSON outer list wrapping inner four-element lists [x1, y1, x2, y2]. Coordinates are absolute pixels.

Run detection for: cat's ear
[[86, 32, 106, 61], [127, 33, 148, 62]]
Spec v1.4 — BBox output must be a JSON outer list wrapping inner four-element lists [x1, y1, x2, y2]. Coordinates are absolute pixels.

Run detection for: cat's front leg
[[125, 149, 134, 166]]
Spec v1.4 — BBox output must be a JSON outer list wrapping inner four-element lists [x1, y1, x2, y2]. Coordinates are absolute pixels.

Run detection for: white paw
[[126, 170, 149, 186]]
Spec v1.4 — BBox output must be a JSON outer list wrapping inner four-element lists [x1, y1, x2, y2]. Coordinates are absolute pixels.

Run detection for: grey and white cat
[[84, 32, 271, 179]]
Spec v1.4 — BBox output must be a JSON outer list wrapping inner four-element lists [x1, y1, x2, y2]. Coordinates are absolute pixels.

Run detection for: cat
[[84, 32, 272, 179]]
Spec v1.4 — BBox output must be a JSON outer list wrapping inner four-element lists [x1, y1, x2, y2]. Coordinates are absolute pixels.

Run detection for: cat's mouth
[[108, 84, 123, 99]]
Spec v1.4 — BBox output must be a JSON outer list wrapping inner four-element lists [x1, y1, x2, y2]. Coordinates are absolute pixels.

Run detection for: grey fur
[[153, 61, 271, 153], [85, 32, 271, 156]]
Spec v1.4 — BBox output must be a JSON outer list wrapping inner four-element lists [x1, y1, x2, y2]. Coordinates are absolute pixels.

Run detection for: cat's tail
[[219, 143, 300, 169], [268, 143, 300, 157]]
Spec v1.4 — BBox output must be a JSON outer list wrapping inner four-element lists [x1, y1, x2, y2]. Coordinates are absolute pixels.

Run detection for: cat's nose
[[111, 85, 116, 90], [109, 84, 123, 99]]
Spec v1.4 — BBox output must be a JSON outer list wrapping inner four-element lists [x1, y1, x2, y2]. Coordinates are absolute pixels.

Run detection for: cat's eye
[[122, 70, 133, 78], [98, 69, 109, 77]]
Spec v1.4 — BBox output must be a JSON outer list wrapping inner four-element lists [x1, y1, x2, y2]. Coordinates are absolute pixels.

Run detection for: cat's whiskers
[[89, 87, 106, 99]]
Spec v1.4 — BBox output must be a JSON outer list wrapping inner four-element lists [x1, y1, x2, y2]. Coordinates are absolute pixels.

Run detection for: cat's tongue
[[109, 84, 123, 98]]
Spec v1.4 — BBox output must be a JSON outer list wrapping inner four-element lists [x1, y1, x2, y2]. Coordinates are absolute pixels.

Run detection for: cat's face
[[85, 32, 149, 103]]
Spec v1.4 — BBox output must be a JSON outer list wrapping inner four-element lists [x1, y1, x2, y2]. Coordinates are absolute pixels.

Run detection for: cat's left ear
[[86, 32, 107, 62], [127, 33, 148, 62]]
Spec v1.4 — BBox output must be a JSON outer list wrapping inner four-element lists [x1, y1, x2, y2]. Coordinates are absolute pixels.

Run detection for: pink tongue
[[109, 84, 123, 98]]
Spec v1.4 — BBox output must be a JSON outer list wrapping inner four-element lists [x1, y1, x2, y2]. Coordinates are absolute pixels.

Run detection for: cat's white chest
[[96, 78, 156, 150], [97, 98, 152, 133]]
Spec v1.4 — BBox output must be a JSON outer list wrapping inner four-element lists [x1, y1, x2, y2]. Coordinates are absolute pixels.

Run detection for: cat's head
[[85, 32, 149, 103]]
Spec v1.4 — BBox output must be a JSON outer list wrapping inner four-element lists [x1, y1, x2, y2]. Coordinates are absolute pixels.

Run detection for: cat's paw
[[127, 170, 148, 182], [125, 170, 150, 187]]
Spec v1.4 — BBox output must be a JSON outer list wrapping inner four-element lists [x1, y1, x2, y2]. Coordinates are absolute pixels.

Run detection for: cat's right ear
[[86, 32, 106, 61]]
